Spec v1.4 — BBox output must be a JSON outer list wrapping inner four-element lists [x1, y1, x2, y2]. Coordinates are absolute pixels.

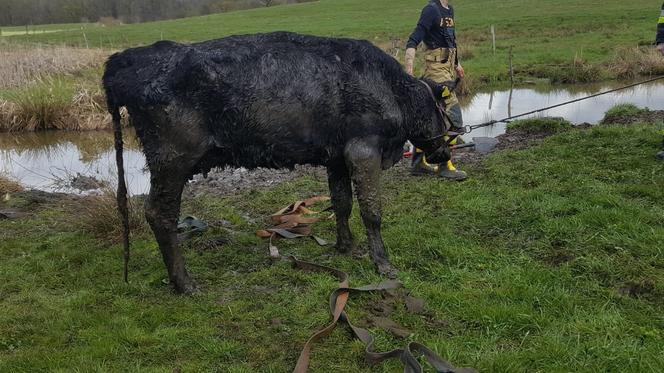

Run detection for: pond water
[[460, 79, 664, 139], [0, 130, 148, 194], [1, 80, 663, 193]]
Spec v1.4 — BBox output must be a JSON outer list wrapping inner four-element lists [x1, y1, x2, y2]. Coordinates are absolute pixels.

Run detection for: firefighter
[[405, 0, 467, 180]]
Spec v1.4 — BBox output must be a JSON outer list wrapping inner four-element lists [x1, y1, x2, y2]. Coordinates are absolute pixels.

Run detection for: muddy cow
[[103, 32, 453, 293]]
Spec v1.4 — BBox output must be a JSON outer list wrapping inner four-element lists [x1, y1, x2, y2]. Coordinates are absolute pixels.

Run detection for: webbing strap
[[289, 256, 478, 373]]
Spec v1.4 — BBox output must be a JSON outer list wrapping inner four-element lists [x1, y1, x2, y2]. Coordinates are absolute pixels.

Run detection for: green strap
[[289, 256, 478, 373]]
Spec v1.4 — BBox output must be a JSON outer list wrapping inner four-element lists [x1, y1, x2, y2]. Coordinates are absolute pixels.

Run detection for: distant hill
[[0, 0, 312, 27]]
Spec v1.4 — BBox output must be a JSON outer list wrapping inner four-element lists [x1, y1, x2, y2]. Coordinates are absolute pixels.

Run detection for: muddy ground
[[182, 121, 580, 197]]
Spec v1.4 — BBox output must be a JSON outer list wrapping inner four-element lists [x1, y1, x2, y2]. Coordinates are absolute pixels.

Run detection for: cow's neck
[[403, 80, 438, 139]]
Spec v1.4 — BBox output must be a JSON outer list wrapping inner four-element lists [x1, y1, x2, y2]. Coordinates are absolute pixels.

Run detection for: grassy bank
[[0, 43, 112, 132], [1, 115, 663, 371], [2, 0, 664, 131], [7, 0, 664, 85]]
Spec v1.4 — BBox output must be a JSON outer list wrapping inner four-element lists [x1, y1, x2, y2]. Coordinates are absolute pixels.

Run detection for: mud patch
[[359, 288, 454, 338], [0, 208, 28, 220], [68, 173, 108, 191], [542, 248, 576, 266], [601, 108, 664, 125], [184, 165, 326, 198], [367, 317, 413, 338], [618, 279, 657, 299]]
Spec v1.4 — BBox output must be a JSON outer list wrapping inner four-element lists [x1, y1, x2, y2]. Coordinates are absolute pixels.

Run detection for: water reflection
[[0, 130, 148, 194], [1, 80, 663, 193]]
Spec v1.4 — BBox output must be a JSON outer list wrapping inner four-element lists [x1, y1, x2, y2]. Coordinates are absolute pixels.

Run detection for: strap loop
[[289, 256, 478, 373]]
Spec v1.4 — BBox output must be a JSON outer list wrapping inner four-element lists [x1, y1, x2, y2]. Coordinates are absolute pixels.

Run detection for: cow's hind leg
[[327, 161, 354, 253], [344, 138, 398, 278], [139, 109, 213, 294], [145, 167, 196, 294]]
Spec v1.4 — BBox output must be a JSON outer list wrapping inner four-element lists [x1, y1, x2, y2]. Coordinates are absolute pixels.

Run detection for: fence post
[[82, 27, 89, 49], [491, 25, 496, 55], [509, 45, 514, 85]]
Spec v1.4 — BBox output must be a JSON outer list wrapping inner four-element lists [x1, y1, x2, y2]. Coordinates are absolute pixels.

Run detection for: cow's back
[[103, 32, 412, 168]]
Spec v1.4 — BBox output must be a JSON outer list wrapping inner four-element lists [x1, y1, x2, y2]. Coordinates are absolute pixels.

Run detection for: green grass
[[0, 23, 87, 37], [600, 103, 651, 124], [2, 121, 663, 372], [6, 0, 663, 84], [1, 77, 75, 131]]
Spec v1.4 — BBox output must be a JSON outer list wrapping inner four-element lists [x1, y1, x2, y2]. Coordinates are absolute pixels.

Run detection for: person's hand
[[455, 64, 465, 79], [405, 48, 416, 76], [657, 43, 664, 56], [406, 65, 414, 76]]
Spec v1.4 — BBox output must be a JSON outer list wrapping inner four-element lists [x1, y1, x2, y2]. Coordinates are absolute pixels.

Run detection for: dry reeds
[[72, 187, 147, 241], [0, 79, 119, 132], [0, 43, 117, 132], [0, 174, 23, 194], [0, 43, 109, 89], [608, 47, 664, 80], [2, 76, 74, 131]]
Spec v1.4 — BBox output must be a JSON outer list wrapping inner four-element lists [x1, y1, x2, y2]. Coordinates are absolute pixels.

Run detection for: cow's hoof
[[335, 240, 356, 254], [377, 263, 399, 279], [173, 278, 199, 295]]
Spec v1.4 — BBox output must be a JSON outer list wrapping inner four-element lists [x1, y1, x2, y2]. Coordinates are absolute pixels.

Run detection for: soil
[[183, 165, 327, 198], [601, 109, 664, 125], [181, 123, 588, 197], [69, 173, 109, 191]]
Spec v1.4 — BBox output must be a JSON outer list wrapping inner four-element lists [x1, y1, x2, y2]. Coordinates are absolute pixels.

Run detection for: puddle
[[1, 80, 663, 193]]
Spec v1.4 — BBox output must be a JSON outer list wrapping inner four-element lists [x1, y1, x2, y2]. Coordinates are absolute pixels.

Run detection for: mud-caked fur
[[103, 32, 451, 293]]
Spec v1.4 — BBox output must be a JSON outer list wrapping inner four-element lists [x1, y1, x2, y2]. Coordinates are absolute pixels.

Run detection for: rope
[[464, 75, 664, 133]]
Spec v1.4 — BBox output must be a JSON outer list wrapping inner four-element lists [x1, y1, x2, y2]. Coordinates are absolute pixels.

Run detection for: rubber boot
[[657, 150, 664, 161], [410, 151, 438, 176], [438, 160, 467, 181]]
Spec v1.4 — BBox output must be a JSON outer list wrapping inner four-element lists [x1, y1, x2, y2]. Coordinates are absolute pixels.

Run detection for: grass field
[[1, 0, 663, 132], [1, 2, 663, 371], [1, 117, 663, 372], [6, 0, 664, 84]]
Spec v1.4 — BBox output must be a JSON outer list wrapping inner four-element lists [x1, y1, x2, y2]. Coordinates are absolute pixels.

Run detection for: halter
[[417, 80, 460, 146]]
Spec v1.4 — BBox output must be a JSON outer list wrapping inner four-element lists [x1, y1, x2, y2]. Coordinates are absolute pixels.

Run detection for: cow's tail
[[111, 103, 131, 283]]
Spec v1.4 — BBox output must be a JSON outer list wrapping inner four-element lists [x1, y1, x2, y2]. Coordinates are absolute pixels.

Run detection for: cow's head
[[410, 78, 460, 164]]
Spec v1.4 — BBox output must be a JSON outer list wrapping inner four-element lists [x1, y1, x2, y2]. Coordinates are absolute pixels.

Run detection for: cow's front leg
[[145, 168, 196, 294], [344, 138, 398, 278], [327, 161, 355, 253]]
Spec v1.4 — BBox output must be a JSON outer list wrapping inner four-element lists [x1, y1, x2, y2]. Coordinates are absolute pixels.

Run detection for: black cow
[[104, 32, 453, 293]]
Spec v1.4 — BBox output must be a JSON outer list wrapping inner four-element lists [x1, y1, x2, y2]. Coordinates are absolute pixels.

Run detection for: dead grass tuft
[[0, 174, 24, 194], [0, 81, 122, 132], [72, 187, 148, 241], [0, 44, 111, 89], [607, 47, 664, 80]]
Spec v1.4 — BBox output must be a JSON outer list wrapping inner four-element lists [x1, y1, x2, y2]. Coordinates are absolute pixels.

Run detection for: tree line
[[0, 0, 311, 27]]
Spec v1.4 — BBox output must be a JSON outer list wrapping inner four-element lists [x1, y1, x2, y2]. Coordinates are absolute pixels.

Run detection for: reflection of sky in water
[[1, 81, 663, 193], [0, 137, 148, 195], [460, 80, 664, 139]]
